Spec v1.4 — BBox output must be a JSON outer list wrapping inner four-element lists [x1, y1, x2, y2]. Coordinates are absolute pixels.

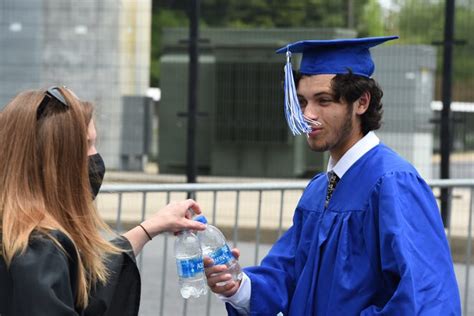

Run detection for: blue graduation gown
[[227, 144, 461, 315]]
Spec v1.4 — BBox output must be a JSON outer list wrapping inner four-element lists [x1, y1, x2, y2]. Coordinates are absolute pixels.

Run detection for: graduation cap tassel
[[284, 50, 311, 135]]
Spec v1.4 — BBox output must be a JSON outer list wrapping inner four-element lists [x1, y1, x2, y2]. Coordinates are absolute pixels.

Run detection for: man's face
[[297, 74, 361, 160]]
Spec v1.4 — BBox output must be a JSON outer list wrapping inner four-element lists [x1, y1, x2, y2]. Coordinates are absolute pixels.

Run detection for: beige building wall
[[120, 0, 151, 96]]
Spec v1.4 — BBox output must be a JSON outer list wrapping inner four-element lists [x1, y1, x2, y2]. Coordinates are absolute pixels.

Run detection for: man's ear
[[355, 91, 371, 115]]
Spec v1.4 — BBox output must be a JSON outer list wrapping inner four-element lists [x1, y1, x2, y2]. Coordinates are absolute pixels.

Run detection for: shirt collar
[[327, 131, 380, 178]]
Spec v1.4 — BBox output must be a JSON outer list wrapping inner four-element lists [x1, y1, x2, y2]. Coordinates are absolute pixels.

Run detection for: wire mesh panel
[[215, 61, 287, 144], [97, 180, 474, 316]]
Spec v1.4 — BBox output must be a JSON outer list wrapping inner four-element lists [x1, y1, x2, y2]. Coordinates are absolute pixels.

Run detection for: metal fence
[[99, 179, 474, 316]]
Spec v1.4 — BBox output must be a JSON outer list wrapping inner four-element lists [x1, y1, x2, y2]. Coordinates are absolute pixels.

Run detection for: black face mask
[[88, 153, 106, 200]]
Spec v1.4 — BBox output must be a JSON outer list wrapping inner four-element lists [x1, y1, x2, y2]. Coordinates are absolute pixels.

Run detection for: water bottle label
[[210, 245, 233, 265], [176, 256, 204, 278]]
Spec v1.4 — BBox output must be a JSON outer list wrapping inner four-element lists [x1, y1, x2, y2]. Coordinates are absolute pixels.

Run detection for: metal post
[[440, 0, 455, 226], [347, 0, 354, 29], [138, 192, 147, 271], [278, 190, 285, 238], [186, 0, 200, 185], [116, 193, 123, 232], [159, 192, 171, 316], [254, 190, 263, 265], [463, 188, 473, 316], [233, 191, 241, 248]]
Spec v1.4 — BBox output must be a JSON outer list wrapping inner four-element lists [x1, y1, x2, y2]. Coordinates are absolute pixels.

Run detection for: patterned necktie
[[325, 171, 340, 208]]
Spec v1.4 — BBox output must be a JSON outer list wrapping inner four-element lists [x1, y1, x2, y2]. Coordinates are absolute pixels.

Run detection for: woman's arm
[[122, 199, 206, 256]]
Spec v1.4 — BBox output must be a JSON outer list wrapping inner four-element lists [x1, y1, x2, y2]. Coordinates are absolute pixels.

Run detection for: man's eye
[[319, 99, 332, 104]]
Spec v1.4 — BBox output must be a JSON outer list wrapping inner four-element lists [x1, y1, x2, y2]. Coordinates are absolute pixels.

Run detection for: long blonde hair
[[0, 87, 119, 308]]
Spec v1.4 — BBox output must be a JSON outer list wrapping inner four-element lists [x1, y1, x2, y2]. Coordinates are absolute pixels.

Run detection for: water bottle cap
[[194, 215, 208, 224]]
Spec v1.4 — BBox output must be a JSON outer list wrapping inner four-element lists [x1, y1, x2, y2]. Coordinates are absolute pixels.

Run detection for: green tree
[[397, 0, 444, 44], [358, 0, 385, 37], [150, 8, 188, 87]]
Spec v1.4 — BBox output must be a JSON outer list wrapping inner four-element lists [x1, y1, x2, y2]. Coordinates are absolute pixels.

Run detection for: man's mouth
[[308, 127, 322, 137]]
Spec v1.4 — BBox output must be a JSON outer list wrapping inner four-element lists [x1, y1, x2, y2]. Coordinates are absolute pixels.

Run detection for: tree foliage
[[150, 8, 188, 87], [359, 0, 385, 37]]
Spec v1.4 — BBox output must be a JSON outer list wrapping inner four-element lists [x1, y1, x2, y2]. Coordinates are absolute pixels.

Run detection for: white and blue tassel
[[284, 49, 311, 135]]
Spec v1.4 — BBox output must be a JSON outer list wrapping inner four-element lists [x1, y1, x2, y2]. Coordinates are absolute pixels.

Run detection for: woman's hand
[[204, 248, 241, 297], [140, 199, 206, 238], [123, 199, 206, 256]]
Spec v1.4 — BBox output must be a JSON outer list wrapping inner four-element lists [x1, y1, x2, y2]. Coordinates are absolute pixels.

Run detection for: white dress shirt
[[218, 132, 381, 315]]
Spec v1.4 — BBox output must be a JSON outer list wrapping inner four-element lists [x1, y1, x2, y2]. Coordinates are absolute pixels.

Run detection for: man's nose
[[302, 103, 318, 119]]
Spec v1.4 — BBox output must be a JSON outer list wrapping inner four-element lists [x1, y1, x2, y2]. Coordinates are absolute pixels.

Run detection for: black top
[[0, 231, 141, 316]]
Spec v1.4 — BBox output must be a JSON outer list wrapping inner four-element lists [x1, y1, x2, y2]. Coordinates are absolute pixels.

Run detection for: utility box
[[158, 28, 356, 177], [120, 96, 154, 171], [372, 45, 437, 179], [158, 52, 215, 174]]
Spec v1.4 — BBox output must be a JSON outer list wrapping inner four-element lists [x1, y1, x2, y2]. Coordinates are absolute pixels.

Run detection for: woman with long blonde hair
[[0, 87, 206, 315]]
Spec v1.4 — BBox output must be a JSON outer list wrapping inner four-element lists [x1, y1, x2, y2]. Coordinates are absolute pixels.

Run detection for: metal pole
[[254, 190, 263, 265], [186, 0, 200, 184], [440, 0, 455, 226], [463, 188, 473, 316], [138, 192, 147, 271], [159, 192, 171, 316], [116, 193, 123, 232], [278, 190, 285, 238], [233, 191, 241, 248], [347, 0, 354, 29]]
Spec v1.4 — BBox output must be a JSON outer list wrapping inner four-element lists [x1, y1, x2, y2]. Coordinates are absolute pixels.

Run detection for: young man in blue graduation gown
[[204, 36, 461, 315]]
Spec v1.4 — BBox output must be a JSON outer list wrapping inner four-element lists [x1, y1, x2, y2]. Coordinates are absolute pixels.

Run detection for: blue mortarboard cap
[[276, 36, 398, 135], [276, 36, 398, 77]]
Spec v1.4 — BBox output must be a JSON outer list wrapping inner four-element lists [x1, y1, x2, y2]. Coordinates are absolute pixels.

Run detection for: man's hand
[[204, 248, 241, 297]]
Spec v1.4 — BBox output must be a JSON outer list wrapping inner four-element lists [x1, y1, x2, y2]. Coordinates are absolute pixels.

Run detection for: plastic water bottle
[[194, 215, 242, 285], [174, 230, 208, 299]]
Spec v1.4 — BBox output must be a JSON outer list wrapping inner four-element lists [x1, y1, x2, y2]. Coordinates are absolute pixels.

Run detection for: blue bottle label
[[210, 245, 233, 265], [176, 256, 204, 278]]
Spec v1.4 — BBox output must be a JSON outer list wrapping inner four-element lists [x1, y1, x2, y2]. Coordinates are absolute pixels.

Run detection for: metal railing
[[99, 179, 474, 316]]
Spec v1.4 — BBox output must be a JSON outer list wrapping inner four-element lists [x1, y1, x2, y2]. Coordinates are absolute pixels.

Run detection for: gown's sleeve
[[8, 235, 79, 315], [84, 236, 141, 316], [226, 214, 302, 316], [361, 172, 461, 315]]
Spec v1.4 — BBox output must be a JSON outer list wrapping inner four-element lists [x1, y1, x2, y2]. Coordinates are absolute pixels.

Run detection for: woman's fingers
[[183, 219, 206, 231], [183, 199, 201, 215]]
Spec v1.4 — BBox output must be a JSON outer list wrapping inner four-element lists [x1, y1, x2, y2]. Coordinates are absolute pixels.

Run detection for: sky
[[378, 0, 397, 10]]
